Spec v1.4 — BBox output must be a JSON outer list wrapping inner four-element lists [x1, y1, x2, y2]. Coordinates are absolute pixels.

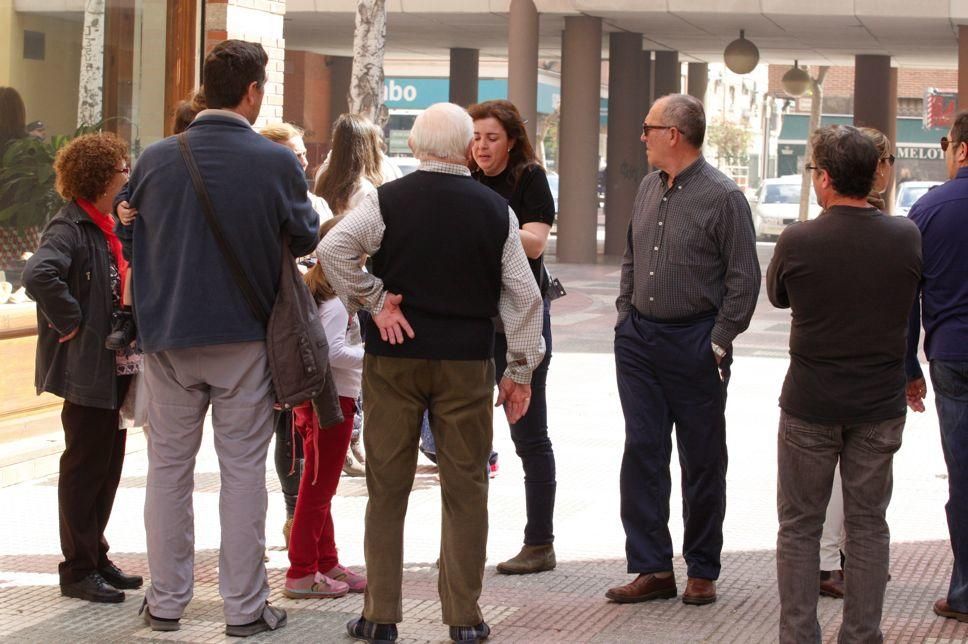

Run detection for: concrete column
[[449, 47, 479, 107], [960, 25, 968, 111], [605, 33, 645, 256], [853, 54, 897, 212], [557, 15, 602, 263], [687, 63, 708, 102], [653, 50, 679, 99], [508, 0, 539, 143]]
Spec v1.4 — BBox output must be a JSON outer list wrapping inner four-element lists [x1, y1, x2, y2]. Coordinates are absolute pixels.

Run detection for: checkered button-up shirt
[[616, 156, 760, 348], [317, 160, 545, 384]]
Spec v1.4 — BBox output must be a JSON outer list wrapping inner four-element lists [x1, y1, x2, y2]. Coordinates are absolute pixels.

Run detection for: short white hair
[[408, 102, 473, 160]]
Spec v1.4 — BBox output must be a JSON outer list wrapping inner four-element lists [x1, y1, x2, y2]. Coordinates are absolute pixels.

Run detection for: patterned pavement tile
[[0, 259, 966, 642]]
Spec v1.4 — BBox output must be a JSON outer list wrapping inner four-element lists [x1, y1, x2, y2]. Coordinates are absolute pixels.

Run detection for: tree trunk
[[799, 66, 829, 222], [348, 0, 387, 125], [78, 0, 106, 127]]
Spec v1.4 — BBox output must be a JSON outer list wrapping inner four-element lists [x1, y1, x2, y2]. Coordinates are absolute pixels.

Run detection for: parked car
[[895, 180, 943, 216], [750, 175, 822, 240]]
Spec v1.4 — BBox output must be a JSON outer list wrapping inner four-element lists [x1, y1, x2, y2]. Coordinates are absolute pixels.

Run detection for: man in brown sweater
[[767, 124, 921, 643]]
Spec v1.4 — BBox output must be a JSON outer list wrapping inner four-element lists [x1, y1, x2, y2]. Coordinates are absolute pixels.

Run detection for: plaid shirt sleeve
[[499, 208, 546, 384], [316, 191, 388, 315]]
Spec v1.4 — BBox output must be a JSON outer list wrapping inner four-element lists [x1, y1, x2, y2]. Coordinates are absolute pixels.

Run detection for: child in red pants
[[283, 215, 366, 599]]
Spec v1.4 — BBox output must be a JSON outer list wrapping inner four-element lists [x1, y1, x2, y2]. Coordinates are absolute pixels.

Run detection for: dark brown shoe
[[819, 570, 845, 599], [605, 573, 677, 603], [682, 577, 717, 605], [934, 598, 968, 622]]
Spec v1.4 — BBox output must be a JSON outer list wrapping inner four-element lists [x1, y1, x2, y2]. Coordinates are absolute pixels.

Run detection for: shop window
[[1, 1, 175, 300]]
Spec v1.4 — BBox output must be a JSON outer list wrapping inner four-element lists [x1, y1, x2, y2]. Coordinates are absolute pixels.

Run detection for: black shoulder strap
[[176, 131, 269, 326]]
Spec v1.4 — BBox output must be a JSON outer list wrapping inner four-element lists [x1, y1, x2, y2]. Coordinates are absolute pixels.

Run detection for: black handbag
[[177, 132, 342, 422]]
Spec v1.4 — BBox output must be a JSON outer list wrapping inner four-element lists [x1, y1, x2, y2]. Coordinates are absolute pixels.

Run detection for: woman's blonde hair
[[260, 122, 304, 144], [859, 126, 892, 159], [303, 215, 345, 303]]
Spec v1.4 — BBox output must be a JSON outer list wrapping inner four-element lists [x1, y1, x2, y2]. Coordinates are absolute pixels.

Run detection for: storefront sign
[[924, 89, 957, 129], [896, 145, 944, 161]]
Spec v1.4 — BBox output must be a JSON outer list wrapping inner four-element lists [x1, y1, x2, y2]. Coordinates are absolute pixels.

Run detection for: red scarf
[[77, 198, 128, 295]]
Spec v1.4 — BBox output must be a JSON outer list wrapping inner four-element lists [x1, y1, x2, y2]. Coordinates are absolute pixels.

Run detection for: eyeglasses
[[642, 123, 674, 136], [804, 164, 821, 172], [881, 154, 895, 166], [941, 136, 951, 152]]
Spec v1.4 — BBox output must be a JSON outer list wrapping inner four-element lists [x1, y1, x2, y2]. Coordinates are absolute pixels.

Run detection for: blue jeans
[[776, 411, 903, 644], [932, 360, 968, 612]]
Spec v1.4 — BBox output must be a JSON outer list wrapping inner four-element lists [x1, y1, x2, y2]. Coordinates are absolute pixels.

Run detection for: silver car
[[895, 181, 943, 216], [751, 175, 821, 240]]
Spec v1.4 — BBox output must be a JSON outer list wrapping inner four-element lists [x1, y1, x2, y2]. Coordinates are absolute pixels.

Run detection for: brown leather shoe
[[605, 573, 677, 603], [934, 598, 968, 622], [819, 570, 845, 599], [682, 577, 717, 605]]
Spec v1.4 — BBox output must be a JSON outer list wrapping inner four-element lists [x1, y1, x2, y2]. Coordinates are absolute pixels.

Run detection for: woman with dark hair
[[314, 113, 384, 478], [469, 98, 558, 575], [172, 89, 206, 135], [23, 132, 143, 603], [314, 113, 383, 216], [0, 86, 27, 150]]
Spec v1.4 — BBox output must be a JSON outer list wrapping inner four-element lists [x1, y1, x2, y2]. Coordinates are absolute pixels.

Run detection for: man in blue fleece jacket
[[121, 40, 318, 637]]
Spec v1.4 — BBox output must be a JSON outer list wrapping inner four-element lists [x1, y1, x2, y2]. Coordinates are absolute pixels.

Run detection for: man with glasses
[[768, 125, 921, 642], [606, 94, 759, 605], [906, 111, 968, 624]]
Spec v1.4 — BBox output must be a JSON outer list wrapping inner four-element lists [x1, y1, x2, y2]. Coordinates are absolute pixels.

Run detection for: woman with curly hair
[[23, 132, 144, 604]]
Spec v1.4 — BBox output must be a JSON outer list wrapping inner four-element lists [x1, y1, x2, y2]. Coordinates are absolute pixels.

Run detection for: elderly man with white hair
[[319, 102, 544, 644]]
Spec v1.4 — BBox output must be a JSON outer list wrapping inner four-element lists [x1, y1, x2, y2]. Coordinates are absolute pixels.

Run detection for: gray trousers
[[143, 341, 274, 625], [776, 410, 904, 644]]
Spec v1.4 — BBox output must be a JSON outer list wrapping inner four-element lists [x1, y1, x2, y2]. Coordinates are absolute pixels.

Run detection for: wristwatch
[[711, 342, 727, 359]]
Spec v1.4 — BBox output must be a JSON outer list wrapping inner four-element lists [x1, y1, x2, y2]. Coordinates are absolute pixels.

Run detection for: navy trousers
[[615, 309, 730, 580]]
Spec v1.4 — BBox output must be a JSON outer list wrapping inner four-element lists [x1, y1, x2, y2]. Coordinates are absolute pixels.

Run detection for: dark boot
[[496, 544, 556, 575]]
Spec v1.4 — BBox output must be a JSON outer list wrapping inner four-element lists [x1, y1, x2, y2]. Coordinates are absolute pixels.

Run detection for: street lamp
[[781, 61, 811, 97], [724, 30, 759, 75]]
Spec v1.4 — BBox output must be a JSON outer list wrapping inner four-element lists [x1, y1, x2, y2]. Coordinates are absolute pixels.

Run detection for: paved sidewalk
[[1, 263, 965, 643]]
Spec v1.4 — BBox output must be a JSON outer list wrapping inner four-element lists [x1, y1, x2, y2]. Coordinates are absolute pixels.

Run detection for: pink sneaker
[[283, 571, 349, 599], [324, 564, 367, 593]]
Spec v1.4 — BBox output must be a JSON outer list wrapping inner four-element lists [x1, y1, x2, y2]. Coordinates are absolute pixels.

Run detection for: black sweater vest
[[365, 170, 510, 360]]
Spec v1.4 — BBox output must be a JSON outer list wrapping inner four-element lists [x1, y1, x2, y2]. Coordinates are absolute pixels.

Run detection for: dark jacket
[[24, 201, 119, 409], [119, 112, 319, 353]]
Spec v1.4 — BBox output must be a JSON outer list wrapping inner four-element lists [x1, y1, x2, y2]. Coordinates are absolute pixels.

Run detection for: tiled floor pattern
[[0, 259, 963, 642]]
